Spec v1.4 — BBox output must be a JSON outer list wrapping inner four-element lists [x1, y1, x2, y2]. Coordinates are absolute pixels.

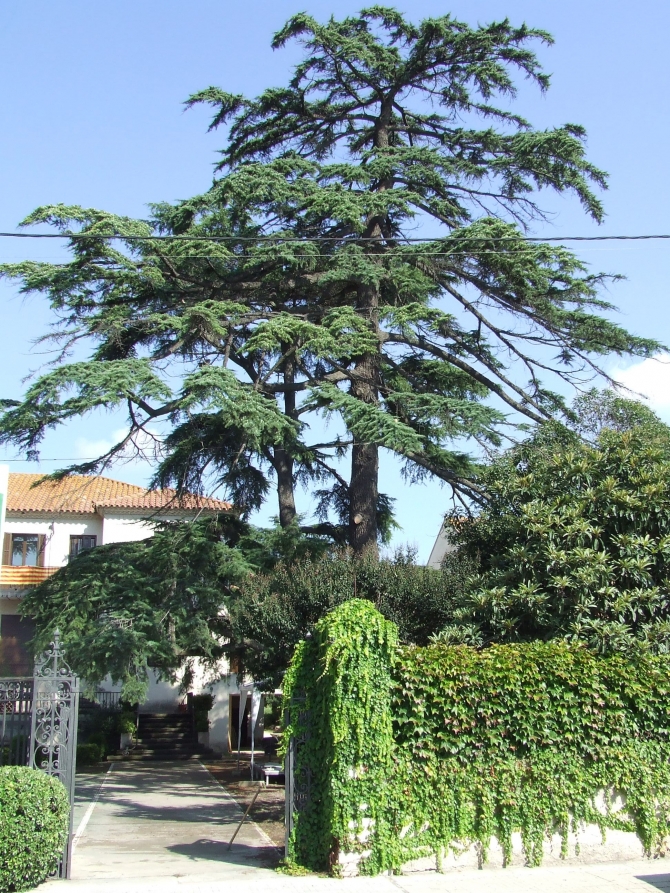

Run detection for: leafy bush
[[232, 550, 467, 682], [192, 693, 214, 713], [192, 693, 214, 734], [0, 766, 69, 891], [77, 743, 105, 765], [116, 712, 137, 735], [442, 424, 670, 653], [284, 601, 670, 874]]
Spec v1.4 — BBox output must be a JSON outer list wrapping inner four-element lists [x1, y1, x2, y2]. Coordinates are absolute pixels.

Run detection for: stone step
[[138, 721, 193, 730], [107, 753, 203, 762], [139, 722, 193, 732], [138, 736, 195, 743], [107, 745, 214, 762], [136, 730, 195, 738]]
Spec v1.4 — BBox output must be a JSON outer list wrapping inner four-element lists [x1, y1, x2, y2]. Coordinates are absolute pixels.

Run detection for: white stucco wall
[[3, 514, 104, 568], [96, 659, 241, 754], [100, 515, 157, 545], [3, 512, 168, 562]]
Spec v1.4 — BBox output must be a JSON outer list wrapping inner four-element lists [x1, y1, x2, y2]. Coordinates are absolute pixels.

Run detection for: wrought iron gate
[[0, 630, 79, 878], [30, 630, 80, 878]]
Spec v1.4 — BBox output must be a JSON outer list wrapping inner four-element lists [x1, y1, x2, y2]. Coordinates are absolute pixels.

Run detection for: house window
[[0, 615, 36, 676], [69, 535, 97, 558], [2, 533, 46, 568], [11, 534, 40, 567]]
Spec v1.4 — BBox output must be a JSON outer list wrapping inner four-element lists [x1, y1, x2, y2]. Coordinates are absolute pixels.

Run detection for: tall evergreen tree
[[0, 8, 659, 555]]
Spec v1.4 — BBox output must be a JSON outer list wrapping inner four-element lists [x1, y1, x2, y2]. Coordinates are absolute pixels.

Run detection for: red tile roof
[[7, 473, 231, 515]]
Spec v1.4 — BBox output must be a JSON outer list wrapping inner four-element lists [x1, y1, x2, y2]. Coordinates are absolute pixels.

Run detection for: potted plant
[[117, 712, 137, 750], [193, 693, 214, 747]]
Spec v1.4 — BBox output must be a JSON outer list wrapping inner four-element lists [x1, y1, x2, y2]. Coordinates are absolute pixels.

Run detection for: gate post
[[283, 697, 312, 859], [30, 630, 79, 878]]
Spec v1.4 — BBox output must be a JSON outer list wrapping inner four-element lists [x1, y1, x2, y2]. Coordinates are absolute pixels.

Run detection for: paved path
[[38, 761, 670, 893], [65, 761, 280, 883], [41, 859, 670, 893]]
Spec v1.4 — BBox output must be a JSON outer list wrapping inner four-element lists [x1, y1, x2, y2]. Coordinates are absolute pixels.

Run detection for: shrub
[[193, 694, 213, 734], [443, 425, 670, 653], [0, 766, 69, 891], [232, 550, 466, 682], [77, 743, 105, 765], [116, 712, 137, 735], [192, 693, 214, 712]]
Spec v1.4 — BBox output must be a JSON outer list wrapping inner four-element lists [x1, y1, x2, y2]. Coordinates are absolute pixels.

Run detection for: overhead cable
[[2, 232, 670, 244]]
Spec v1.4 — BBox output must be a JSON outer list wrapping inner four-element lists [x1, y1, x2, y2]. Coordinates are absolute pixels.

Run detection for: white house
[[0, 467, 253, 753], [427, 521, 457, 569]]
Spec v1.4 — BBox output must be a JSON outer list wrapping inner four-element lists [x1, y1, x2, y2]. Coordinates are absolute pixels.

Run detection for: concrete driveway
[[37, 761, 670, 893], [67, 760, 279, 883]]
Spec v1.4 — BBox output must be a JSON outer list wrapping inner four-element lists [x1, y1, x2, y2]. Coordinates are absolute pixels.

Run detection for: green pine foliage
[[19, 507, 468, 692], [284, 602, 670, 875], [0, 10, 660, 555], [21, 517, 250, 702]]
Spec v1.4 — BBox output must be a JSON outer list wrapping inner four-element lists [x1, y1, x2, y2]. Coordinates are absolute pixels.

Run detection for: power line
[[3, 231, 670, 244], [0, 457, 110, 462], [2, 247, 669, 260], [0, 245, 663, 262], [3, 249, 668, 263]]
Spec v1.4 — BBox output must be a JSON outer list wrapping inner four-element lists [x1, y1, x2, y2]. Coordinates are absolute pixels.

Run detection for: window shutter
[[2, 534, 10, 567], [37, 535, 46, 568]]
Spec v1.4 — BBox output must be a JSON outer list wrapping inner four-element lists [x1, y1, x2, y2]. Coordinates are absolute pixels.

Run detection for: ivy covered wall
[[283, 600, 670, 875]]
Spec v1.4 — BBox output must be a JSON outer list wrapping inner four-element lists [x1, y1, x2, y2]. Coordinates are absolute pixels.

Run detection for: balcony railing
[[0, 566, 60, 587]]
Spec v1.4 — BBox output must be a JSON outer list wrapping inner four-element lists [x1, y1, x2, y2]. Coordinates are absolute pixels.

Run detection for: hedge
[[283, 600, 670, 875], [77, 742, 106, 765], [0, 766, 69, 891]]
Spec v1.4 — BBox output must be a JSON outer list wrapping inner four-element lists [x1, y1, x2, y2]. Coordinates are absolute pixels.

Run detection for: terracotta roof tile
[[7, 473, 231, 515]]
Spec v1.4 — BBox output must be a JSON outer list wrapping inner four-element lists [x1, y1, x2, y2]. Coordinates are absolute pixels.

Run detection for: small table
[[256, 762, 285, 785]]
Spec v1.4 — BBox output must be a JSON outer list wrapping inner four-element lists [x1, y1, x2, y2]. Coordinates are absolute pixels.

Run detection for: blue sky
[[1, 0, 669, 560]]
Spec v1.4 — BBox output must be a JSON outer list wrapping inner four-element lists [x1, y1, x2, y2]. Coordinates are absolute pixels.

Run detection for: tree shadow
[[636, 875, 670, 892], [100, 795, 249, 826], [167, 838, 281, 867]]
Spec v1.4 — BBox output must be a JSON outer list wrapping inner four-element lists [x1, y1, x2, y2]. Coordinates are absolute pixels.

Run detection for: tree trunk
[[349, 283, 380, 558], [349, 425, 379, 557], [275, 348, 298, 528], [346, 99, 394, 558], [275, 448, 297, 527]]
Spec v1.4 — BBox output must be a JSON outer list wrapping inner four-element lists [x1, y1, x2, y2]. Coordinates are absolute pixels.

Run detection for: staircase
[[109, 713, 212, 761]]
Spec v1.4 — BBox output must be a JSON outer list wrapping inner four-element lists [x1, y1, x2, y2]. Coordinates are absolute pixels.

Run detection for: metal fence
[[0, 631, 79, 879], [97, 689, 121, 711], [0, 678, 33, 767]]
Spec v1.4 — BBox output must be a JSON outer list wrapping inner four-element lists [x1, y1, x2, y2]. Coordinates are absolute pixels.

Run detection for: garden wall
[[283, 600, 670, 876]]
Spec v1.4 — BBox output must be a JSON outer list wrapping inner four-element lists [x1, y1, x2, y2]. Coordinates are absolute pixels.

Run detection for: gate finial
[[34, 629, 72, 679]]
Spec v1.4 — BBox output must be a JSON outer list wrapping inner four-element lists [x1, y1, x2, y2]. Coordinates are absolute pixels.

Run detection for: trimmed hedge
[[77, 742, 105, 765], [283, 600, 670, 875], [0, 766, 69, 891]]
